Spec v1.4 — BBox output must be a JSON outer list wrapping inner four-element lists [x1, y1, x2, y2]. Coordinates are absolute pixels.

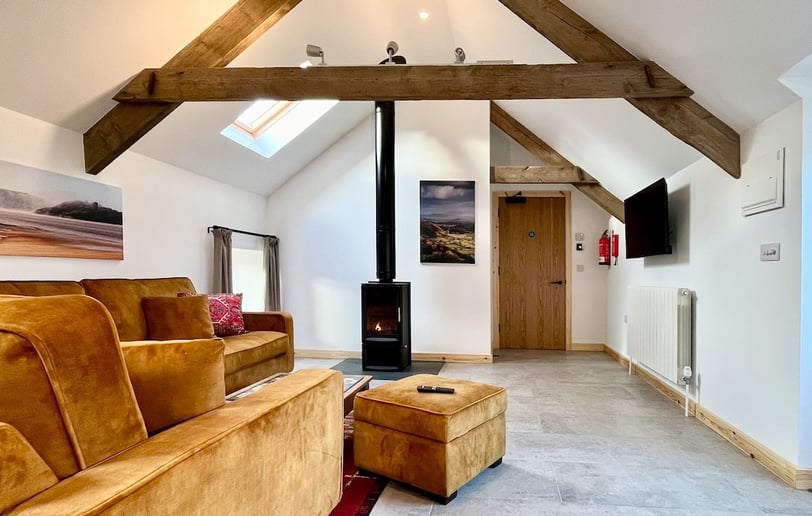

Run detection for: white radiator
[[627, 286, 693, 385]]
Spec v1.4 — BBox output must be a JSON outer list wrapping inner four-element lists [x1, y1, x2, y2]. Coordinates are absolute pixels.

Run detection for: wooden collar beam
[[113, 62, 692, 103], [490, 102, 625, 221], [491, 166, 598, 184], [498, 0, 741, 178]]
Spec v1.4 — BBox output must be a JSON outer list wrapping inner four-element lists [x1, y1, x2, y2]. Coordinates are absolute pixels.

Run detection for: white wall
[[0, 106, 267, 291], [490, 124, 543, 166], [266, 101, 492, 357], [607, 102, 803, 464]]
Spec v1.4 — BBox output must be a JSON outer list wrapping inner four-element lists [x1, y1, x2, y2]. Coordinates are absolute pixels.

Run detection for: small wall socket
[[760, 242, 780, 261]]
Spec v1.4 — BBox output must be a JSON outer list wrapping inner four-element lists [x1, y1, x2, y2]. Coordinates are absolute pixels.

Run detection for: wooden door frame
[[491, 190, 572, 351]]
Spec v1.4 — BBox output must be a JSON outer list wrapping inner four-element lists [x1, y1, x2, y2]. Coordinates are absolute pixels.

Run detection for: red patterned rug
[[330, 414, 388, 516]]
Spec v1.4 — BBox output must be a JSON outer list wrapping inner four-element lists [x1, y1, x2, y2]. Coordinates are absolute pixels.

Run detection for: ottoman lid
[[354, 374, 506, 442]]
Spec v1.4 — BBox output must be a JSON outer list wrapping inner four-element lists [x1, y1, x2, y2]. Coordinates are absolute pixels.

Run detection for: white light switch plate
[[760, 243, 780, 261]]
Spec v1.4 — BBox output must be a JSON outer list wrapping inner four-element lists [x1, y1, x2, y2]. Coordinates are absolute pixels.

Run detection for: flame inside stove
[[375, 322, 382, 332]]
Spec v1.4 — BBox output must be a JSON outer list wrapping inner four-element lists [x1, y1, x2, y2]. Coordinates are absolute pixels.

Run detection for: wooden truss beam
[[498, 0, 741, 178], [83, 0, 302, 175], [491, 166, 598, 184], [113, 62, 692, 102], [490, 103, 625, 221]]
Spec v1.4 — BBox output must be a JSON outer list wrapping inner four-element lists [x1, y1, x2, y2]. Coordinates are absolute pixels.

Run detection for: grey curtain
[[212, 228, 233, 293], [263, 236, 281, 311]]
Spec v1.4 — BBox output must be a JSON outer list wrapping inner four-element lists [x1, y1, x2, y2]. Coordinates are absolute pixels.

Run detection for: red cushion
[[179, 292, 247, 337]]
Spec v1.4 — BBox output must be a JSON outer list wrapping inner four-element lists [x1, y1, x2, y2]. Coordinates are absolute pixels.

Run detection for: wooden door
[[498, 196, 566, 349]]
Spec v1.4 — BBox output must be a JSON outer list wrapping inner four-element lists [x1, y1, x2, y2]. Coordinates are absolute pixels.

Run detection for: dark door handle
[[550, 280, 565, 285]]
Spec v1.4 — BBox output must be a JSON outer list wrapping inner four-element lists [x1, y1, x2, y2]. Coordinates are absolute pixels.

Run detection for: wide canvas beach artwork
[[0, 160, 123, 260], [419, 180, 475, 264]]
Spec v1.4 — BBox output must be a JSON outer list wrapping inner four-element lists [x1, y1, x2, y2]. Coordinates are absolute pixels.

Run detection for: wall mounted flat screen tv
[[624, 178, 672, 259]]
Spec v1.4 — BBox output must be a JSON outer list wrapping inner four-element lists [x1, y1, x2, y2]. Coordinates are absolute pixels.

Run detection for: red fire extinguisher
[[599, 230, 610, 266], [611, 233, 620, 265]]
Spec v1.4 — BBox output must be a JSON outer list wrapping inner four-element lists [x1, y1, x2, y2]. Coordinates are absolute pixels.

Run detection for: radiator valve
[[681, 365, 693, 384]]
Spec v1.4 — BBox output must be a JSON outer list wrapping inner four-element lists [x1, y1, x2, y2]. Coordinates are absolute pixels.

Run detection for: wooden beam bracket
[[147, 71, 156, 95], [643, 63, 656, 88]]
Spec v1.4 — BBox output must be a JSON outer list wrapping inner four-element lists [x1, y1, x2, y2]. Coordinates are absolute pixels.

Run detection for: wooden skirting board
[[294, 349, 361, 359], [602, 345, 811, 490], [294, 349, 492, 364], [571, 343, 605, 352], [797, 469, 812, 490], [413, 353, 493, 364]]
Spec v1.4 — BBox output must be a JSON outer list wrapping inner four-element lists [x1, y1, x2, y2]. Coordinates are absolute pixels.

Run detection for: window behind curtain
[[232, 247, 266, 312]]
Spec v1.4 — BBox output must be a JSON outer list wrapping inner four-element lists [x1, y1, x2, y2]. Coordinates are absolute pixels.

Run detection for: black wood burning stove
[[361, 281, 411, 370], [361, 101, 412, 371]]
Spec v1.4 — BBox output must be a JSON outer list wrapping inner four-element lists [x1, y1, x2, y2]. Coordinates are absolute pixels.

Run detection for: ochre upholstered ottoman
[[353, 374, 506, 503]]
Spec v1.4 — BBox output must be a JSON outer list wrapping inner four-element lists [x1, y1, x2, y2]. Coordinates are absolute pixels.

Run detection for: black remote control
[[416, 385, 455, 394]]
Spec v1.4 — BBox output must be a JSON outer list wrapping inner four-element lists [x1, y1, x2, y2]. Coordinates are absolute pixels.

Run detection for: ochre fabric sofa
[[0, 277, 293, 394], [0, 294, 342, 515]]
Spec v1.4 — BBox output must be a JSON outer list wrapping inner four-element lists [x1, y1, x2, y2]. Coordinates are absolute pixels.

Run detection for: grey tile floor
[[295, 350, 812, 515]]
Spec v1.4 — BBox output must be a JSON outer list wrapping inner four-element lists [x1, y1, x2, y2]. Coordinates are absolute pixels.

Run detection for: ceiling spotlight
[[454, 47, 466, 64], [379, 41, 407, 65], [305, 44, 326, 65], [419, 11, 430, 20]]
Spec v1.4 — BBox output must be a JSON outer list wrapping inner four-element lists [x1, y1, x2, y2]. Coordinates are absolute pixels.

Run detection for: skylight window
[[221, 99, 338, 158]]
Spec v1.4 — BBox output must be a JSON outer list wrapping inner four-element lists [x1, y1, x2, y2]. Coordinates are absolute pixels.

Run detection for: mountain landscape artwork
[[419, 180, 475, 264], [0, 160, 123, 260]]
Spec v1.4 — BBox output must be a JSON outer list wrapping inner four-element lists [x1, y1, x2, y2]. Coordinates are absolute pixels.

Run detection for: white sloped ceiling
[[1, 0, 811, 198]]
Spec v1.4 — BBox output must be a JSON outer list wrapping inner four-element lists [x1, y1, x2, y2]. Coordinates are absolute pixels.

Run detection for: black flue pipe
[[375, 101, 396, 283]]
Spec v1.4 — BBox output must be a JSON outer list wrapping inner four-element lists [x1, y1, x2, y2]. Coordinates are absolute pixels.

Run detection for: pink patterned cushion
[[179, 292, 247, 337]]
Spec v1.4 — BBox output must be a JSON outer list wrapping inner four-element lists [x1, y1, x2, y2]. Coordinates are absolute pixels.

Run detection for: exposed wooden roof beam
[[114, 62, 692, 102], [491, 166, 598, 184], [83, 0, 302, 175], [498, 0, 741, 178], [491, 102, 625, 221]]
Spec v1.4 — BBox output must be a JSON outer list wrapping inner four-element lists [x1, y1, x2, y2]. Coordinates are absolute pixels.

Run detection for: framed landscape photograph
[[419, 180, 475, 264], [0, 160, 123, 260]]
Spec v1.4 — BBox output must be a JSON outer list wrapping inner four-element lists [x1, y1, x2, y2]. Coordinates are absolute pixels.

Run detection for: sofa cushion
[[222, 331, 289, 376], [141, 295, 215, 340], [122, 339, 225, 434], [0, 281, 84, 297], [81, 277, 196, 341], [200, 293, 248, 337], [0, 423, 58, 513]]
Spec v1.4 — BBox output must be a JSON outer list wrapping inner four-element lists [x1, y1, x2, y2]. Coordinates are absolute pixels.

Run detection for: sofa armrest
[[121, 339, 225, 434], [242, 311, 293, 337], [0, 423, 58, 513]]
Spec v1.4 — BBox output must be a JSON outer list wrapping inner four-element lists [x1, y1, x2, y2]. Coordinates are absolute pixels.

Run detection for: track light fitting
[[305, 44, 326, 65]]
